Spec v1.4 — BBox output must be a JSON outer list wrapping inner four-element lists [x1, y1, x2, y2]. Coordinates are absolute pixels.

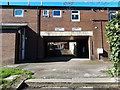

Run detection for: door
[[22, 29, 25, 60], [18, 29, 25, 61], [77, 38, 89, 58]]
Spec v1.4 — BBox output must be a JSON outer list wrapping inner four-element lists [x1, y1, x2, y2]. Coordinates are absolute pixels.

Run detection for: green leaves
[[105, 13, 120, 77]]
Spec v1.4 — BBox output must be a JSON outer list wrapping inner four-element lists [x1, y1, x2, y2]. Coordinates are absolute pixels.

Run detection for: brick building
[[0, 1, 119, 64]]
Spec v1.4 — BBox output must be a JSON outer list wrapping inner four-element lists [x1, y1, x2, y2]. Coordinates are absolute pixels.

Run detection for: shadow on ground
[[21, 56, 74, 63]]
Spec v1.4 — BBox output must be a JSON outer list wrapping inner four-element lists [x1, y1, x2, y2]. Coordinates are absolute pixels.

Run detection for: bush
[[105, 13, 120, 77]]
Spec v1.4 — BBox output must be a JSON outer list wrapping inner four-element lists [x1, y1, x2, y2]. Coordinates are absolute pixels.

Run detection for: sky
[[1, 0, 120, 2]]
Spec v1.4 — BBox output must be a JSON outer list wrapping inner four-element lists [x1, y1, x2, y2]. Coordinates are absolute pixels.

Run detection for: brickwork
[[41, 9, 110, 59], [1, 7, 111, 64], [41, 9, 108, 31], [2, 8, 38, 33], [1, 33, 16, 64], [2, 8, 39, 63]]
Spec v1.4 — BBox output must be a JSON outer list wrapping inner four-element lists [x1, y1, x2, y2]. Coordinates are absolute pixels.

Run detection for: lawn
[[0, 68, 34, 89]]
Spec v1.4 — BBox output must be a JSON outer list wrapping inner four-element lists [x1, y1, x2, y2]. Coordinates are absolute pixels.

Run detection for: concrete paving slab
[[25, 79, 72, 83], [25, 78, 118, 84], [72, 78, 117, 83], [23, 87, 94, 90], [25, 78, 120, 88], [4, 75, 20, 81]]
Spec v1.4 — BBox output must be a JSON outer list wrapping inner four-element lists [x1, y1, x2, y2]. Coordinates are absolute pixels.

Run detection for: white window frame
[[14, 9, 24, 17], [71, 10, 80, 21], [43, 10, 49, 17], [52, 10, 62, 18]]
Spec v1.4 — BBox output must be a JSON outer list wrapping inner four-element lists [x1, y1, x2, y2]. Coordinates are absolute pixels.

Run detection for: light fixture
[[94, 26, 98, 29]]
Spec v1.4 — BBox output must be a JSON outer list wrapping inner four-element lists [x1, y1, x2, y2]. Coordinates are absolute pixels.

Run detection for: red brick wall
[[2, 9, 38, 33], [41, 9, 110, 59], [1, 7, 110, 61], [41, 9, 108, 31], [2, 8, 40, 61], [1, 33, 16, 64]]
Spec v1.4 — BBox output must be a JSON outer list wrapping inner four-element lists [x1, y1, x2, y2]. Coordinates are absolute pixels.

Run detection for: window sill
[[71, 20, 80, 22], [53, 16, 62, 18], [14, 16, 23, 17]]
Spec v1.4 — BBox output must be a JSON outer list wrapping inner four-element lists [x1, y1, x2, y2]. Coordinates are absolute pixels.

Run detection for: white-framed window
[[71, 10, 80, 21], [14, 9, 24, 17], [43, 10, 49, 17], [109, 10, 118, 21], [52, 10, 61, 17]]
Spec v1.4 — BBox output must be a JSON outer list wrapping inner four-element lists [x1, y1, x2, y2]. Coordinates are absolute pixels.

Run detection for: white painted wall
[[69, 42, 76, 56]]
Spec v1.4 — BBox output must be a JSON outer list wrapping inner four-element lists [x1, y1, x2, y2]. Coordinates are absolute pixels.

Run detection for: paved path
[[23, 87, 119, 90], [4, 57, 113, 79], [25, 78, 120, 89]]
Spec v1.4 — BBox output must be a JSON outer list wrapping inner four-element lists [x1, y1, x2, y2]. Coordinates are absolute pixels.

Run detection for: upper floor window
[[109, 10, 118, 21], [52, 10, 61, 17], [43, 10, 49, 17], [14, 9, 24, 17], [71, 10, 80, 21]]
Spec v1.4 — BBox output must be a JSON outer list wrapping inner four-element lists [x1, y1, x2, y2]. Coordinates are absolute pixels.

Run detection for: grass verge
[[0, 68, 34, 90]]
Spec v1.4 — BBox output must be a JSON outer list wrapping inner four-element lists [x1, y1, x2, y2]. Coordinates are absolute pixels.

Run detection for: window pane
[[54, 11, 60, 16], [72, 15, 78, 19], [44, 10, 48, 15], [15, 10, 22, 15]]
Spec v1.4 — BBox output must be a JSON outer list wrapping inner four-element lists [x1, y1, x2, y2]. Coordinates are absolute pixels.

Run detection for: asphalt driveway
[[4, 57, 113, 79]]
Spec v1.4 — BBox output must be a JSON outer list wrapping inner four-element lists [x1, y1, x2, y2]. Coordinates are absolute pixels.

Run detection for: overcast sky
[[1, 0, 120, 2]]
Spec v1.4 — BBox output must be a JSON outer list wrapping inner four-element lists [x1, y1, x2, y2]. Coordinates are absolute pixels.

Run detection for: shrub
[[105, 13, 120, 77]]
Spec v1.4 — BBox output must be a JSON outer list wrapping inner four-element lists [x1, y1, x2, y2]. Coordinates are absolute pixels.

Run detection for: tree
[[105, 13, 120, 77]]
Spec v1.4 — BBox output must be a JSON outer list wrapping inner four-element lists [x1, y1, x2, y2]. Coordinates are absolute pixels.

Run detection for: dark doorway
[[77, 38, 89, 58]]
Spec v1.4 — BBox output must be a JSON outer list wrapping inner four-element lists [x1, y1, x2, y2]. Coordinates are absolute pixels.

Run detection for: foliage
[[105, 13, 120, 77], [27, 74, 35, 79], [0, 68, 34, 89], [0, 68, 27, 78]]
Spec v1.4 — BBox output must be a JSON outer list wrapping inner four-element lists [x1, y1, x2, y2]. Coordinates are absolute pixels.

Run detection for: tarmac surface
[[4, 57, 113, 79]]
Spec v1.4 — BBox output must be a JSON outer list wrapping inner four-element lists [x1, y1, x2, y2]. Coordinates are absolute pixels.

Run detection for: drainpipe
[[92, 19, 108, 48], [92, 19, 108, 60], [100, 21, 104, 49], [36, 7, 39, 59], [107, 8, 110, 22], [36, 7, 41, 59], [8, 2, 9, 5]]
